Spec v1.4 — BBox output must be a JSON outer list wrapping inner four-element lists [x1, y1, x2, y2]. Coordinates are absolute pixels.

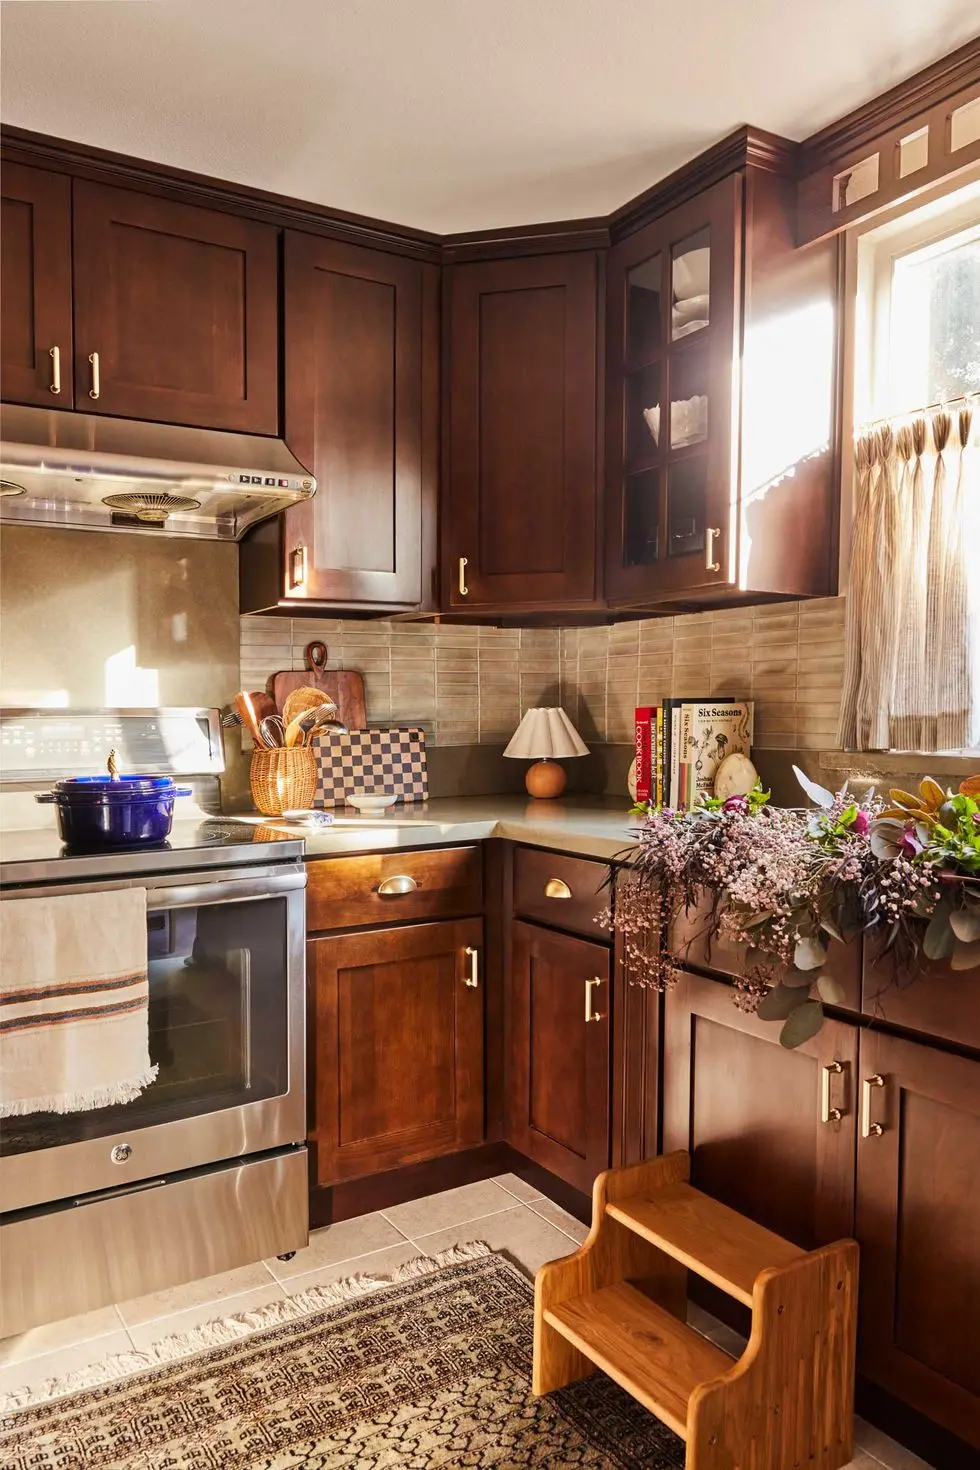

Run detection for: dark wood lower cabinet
[[308, 918, 484, 1185], [507, 920, 611, 1192], [663, 969, 858, 1249], [856, 1030, 980, 1450]]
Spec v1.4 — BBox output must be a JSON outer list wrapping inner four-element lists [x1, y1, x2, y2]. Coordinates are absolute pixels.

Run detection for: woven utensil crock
[[250, 746, 316, 816]]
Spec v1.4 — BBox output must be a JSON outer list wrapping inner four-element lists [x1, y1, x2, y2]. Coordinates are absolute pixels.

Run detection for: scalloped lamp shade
[[502, 707, 589, 797]]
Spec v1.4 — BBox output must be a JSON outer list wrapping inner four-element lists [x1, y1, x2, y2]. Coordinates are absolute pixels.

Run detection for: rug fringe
[[0, 1241, 493, 1415]]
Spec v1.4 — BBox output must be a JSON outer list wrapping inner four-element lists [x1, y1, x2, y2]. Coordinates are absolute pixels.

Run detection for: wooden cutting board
[[267, 641, 367, 730]]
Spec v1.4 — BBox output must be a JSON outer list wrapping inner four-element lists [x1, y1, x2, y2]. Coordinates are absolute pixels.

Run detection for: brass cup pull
[[49, 345, 61, 395], [458, 556, 469, 597], [377, 874, 418, 896], [862, 1073, 886, 1137], [88, 351, 100, 400], [821, 1060, 845, 1124], [705, 526, 721, 573], [288, 546, 308, 590], [585, 975, 604, 1023], [464, 945, 479, 988], [544, 878, 572, 900]]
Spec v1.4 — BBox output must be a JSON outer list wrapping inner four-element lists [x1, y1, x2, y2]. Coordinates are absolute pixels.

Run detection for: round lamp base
[[525, 759, 566, 799]]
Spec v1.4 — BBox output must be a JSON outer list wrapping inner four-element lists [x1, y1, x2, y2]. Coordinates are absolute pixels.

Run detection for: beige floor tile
[[413, 1203, 579, 1277], [381, 1179, 516, 1238], [0, 1329, 136, 1402], [278, 1242, 423, 1296], [125, 1281, 287, 1354], [854, 1419, 935, 1469], [115, 1261, 278, 1327], [843, 1455, 892, 1470], [493, 1172, 545, 1204], [266, 1211, 407, 1282], [0, 1303, 124, 1368], [525, 1197, 589, 1244]]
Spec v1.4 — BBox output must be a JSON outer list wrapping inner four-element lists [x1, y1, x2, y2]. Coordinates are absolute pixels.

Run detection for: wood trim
[[442, 219, 609, 263], [798, 37, 980, 171], [608, 126, 798, 242], [0, 123, 442, 264]]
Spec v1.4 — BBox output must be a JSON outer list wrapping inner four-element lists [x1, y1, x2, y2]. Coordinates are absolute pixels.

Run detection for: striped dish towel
[[0, 887, 157, 1118]]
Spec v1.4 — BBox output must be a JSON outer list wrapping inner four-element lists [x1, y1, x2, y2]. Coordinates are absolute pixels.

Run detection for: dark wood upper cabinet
[[508, 919, 611, 1191], [606, 165, 841, 607], [269, 233, 435, 610], [309, 918, 484, 1186], [1, 163, 73, 407], [663, 970, 857, 1251], [71, 180, 278, 432], [855, 1030, 980, 1450], [444, 252, 601, 613]]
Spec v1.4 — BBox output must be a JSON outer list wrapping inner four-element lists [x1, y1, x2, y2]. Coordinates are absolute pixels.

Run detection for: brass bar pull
[[377, 874, 418, 896], [585, 976, 604, 1023], [821, 1060, 844, 1123], [544, 878, 572, 900], [288, 546, 307, 590], [88, 351, 100, 400], [464, 946, 479, 988], [458, 556, 469, 597], [49, 345, 61, 395], [705, 526, 721, 573], [862, 1073, 886, 1137]]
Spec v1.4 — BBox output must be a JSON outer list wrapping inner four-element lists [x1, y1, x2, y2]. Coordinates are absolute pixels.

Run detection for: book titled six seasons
[[634, 699, 754, 808]]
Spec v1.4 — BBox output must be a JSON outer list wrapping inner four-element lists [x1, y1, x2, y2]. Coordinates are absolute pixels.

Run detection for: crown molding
[[798, 35, 980, 171], [0, 124, 443, 264], [441, 218, 610, 263]]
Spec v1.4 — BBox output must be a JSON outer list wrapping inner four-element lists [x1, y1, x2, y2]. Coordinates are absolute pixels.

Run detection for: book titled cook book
[[635, 699, 753, 807]]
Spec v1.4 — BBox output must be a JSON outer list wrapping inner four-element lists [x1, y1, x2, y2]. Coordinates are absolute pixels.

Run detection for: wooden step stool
[[533, 1151, 858, 1469]]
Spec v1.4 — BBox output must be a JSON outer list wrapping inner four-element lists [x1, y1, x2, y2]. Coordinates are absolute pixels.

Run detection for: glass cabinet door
[[605, 175, 741, 603]]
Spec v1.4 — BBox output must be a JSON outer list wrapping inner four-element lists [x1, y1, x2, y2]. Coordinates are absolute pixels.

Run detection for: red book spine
[[634, 706, 654, 802]]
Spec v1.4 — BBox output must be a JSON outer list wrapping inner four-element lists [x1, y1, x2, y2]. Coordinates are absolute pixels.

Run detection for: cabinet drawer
[[306, 846, 482, 931], [513, 846, 609, 940]]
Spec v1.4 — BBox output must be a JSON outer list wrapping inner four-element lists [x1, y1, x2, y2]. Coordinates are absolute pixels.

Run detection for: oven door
[[0, 862, 306, 1212]]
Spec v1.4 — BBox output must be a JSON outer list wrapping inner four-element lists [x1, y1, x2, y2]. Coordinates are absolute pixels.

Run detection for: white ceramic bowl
[[347, 792, 398, 813]]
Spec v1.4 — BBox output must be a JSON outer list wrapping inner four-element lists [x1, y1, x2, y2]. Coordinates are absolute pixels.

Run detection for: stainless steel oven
[[0, 857, 309, 1336]]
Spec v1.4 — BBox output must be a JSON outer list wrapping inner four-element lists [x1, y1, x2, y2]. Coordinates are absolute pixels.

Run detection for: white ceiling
[[1, 1, 978, 234]]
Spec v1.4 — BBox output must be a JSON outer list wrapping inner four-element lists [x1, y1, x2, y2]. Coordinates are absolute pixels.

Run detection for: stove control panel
[[0, 708, 224, 783]]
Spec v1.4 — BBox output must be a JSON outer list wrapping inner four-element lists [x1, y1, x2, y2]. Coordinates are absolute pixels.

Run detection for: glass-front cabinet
[[605, 175, 741, 603]]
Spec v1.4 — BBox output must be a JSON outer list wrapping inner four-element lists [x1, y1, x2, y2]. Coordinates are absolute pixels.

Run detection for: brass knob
[[544, 878, 572, 899], [377, 874, 418, 896]]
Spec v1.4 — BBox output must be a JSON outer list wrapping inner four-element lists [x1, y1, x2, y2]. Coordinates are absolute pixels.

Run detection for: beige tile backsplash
[[241, 597, 845, 751]]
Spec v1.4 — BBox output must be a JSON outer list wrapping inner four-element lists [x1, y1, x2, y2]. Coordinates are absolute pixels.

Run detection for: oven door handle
[[145, 870, 307, 911]]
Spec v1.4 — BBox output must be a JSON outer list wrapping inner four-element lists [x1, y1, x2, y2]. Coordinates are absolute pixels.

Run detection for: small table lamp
[[502, 707, 589, 798]]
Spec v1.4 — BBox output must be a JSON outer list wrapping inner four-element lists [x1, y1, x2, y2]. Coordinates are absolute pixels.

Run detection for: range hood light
[[101, 491, 203, 523]]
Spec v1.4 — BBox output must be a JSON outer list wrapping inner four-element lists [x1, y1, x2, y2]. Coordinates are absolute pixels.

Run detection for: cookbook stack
[[634, 699, 753, 809]]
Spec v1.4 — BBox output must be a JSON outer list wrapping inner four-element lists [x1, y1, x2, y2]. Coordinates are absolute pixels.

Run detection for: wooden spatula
[[268, 641, 367, 730]]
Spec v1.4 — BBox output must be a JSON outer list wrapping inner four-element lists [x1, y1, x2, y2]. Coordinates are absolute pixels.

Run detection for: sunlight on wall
[[740, 300, 835, 500], [104, 646, 159, 706]]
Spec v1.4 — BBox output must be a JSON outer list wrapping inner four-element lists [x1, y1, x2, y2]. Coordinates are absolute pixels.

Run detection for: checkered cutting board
[[311, 727, 428, 806]]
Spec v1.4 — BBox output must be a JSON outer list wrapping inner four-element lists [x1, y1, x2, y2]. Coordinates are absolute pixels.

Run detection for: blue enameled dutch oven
[[36, 774, 193, 848]]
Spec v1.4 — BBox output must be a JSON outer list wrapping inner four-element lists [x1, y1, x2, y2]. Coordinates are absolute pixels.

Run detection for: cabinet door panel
[[856, 1030, 980, 1448], [509, 920, 610, 1191], [447, 252, 599, 609], [663, 970, 857, 1249], [282, 234, 430, 606], [1, 163, 73, 407], [72, 181, 278, 431], [605, 176, 741, 604], [310, 918, 483, 1184]]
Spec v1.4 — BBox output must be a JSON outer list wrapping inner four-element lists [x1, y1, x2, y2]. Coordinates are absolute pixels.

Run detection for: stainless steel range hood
[[0, 405, 315, 540]]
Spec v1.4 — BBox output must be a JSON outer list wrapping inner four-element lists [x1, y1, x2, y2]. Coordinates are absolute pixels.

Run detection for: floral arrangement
[[610, 768, 980, 1047]]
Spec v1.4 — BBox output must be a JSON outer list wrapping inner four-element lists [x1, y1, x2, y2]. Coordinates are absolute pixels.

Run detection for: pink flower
[[722, 794, 749, 814], [852, 810, 870, 836], [898, 824, 924, 857]]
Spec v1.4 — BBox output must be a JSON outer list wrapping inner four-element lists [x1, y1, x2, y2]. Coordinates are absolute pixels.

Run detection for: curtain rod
[[857, 391, 979, 434]]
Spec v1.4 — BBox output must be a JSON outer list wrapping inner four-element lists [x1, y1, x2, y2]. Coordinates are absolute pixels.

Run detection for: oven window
[[1, 897, 290, 1156]]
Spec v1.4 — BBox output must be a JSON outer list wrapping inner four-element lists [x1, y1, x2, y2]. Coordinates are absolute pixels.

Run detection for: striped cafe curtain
[[838, 401, 979, 753]]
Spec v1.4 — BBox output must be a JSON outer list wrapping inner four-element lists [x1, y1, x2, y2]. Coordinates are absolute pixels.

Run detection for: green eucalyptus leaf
[[923, 905, 954, 961], [816, 974, 846, 1005], [949, 906, 980, 942], [820, 916, 844, 943], [794, 935, 828, 970], [783, 968, 817, 987], [780, 1000, 825, 1049], [950, 938, 980, 970], [757, 984, 810, 1021]]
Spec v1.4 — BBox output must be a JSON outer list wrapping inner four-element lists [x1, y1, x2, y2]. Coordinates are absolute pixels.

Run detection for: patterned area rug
[[0, 1243, 686, 1468]]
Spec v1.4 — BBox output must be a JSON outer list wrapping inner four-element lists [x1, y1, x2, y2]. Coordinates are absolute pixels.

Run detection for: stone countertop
[[250, 795, 643, 864]]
